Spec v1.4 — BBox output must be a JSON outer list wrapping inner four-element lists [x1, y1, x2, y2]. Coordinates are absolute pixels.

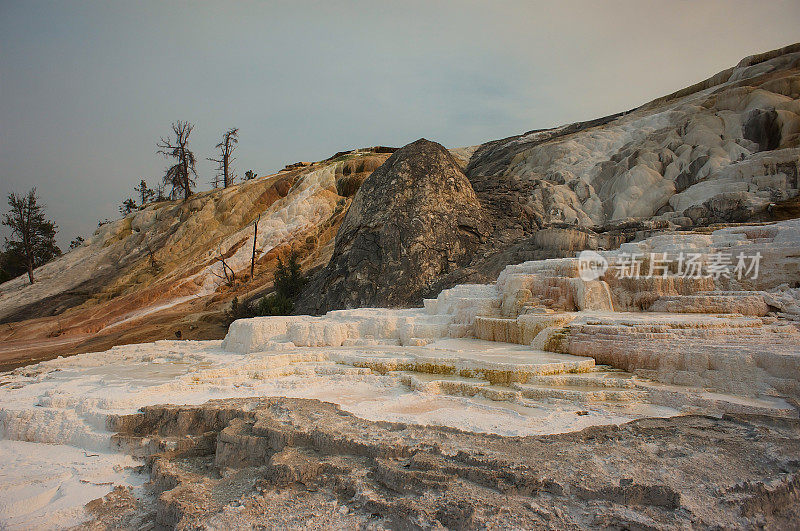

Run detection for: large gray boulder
[[296, 139, 489, 313]]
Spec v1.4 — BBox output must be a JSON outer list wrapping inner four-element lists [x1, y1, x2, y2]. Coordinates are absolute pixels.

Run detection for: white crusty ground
[[0, 337, 678, 528]]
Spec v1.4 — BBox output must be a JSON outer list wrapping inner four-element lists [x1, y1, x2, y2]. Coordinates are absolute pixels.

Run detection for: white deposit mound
[[1, 220, 800, 528]]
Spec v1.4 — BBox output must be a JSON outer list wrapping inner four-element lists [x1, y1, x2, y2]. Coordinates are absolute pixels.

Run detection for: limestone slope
[[0, 151, 390, 368], [466, 43, 800, 228]]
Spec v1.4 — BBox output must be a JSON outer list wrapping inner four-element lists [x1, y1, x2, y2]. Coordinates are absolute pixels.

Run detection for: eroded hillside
[[2, 43, 800, 365], [0, 150, 391, 369], [297, 43, 800, 312]]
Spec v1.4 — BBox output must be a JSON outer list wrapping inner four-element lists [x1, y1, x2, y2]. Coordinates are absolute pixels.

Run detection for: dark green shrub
[[255, 292, 294, 316], [225, 296, 254, 324], [273, 253, 307, 299], [246, 253, 307, 318], [226, 253, 307, 323]]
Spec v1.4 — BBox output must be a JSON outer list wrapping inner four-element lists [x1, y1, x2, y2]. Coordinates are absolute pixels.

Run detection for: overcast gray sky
[[2, 1, 799, 248]]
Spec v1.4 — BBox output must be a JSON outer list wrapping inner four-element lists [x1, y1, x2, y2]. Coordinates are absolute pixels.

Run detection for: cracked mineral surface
[[86, 398, 800, 529]]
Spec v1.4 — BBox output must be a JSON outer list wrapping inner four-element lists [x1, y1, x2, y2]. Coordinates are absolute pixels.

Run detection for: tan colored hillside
[[0, 151, 390, 369]]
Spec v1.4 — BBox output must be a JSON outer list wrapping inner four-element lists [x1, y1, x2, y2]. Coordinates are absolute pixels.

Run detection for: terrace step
[[523, 368, 637, 389], [512, 383, 648, 402], [331, 340, 595, 384]]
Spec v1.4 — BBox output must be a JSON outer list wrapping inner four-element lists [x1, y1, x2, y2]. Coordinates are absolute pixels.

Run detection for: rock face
[[91, 398, 800, 529], [296, 139, 489, 313], [465, 43, 800, 228]]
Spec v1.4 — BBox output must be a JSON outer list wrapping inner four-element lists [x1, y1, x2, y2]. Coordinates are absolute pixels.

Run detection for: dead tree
[[157, 121, 197, 200], [211, 246, 236, 286], [251, 214, 261, 279], [208, 127, 239, 188]]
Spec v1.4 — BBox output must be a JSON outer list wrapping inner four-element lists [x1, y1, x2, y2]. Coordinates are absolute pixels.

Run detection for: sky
[[1, 1, 799, 248]]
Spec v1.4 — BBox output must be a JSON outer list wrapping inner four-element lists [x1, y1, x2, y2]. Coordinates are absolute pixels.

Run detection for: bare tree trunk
[[182, 160, 191, 200], [209, 128, 238, 188], [24, 208, 34, 284], [211, 246, 235, 286], [251, 214, 260, 279], [224, 150, 230, 188]]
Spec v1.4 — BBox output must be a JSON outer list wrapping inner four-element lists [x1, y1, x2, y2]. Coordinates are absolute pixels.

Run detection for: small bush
[[225, 296, 254, 324], [228, 253, 307, 322], [273, 253, 307, 299], [255, 292, 294, 316], [253, 253, 307, 316]]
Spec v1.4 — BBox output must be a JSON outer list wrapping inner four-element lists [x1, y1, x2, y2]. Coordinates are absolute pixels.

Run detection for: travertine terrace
[[226, 218, 800, 405], [2, 43, 800, 528], [2, 219, 799, 527]]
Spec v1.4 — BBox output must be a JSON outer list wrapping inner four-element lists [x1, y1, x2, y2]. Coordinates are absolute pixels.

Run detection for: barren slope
[[2, 43, 800, 363], [0, 151, 391, 369]]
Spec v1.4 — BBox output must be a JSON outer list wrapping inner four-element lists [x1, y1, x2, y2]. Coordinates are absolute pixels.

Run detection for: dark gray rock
[[684, 191, 772, 225], [743, 107, 781, 151], [674, 155, 710, 192], [296, 139, 490, 313]]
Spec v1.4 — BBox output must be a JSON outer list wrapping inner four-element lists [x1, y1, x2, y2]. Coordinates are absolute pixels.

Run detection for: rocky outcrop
[[296, 139, 490, 313], [87, 397, 800, 529], [465, 43, 800, 229]]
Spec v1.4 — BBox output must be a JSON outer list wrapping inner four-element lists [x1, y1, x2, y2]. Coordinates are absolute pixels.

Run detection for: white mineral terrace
[[1, 220, 799, 527]]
